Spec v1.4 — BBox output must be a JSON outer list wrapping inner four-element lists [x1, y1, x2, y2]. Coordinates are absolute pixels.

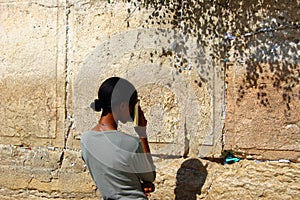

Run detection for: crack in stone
[[225, 23, 300, 41], [183, 118, 190, 158], [64, 1, 73, 151], [31, 2, 63, 9], [58, 150, 65, 168], [26, 176, 34, 189]]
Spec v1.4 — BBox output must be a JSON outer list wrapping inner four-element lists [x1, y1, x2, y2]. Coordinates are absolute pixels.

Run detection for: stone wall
[[0, 0, 299, 199], [224, 0, 300, 162]]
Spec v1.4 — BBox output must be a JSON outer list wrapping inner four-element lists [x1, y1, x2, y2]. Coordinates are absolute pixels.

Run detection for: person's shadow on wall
[[174, 158, 207, 200]]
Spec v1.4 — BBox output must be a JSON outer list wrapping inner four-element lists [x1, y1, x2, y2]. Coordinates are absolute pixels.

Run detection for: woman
[[81, 77, 156, 200]]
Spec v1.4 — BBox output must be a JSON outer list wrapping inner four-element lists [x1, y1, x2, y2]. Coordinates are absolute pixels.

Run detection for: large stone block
[[64, 0, 153, 150], [202, 160, 300, 200], [69, 1, 224, 158], [0, 145, 300, 199], [224, 1, 300, 161], [0, 145, 96, 198], [72, 28, 223, 157], [225, 63, 300, 161], [148, 158, 300, 200], [0, 0, 66, 147]]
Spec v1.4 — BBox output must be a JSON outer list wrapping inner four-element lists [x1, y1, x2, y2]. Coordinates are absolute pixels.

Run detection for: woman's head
[[93, 77, 138, 122]]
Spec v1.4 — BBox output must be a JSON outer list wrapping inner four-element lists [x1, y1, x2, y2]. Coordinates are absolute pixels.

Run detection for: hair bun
[[94, 99, 103, 112], [91, 99, 102, 112]]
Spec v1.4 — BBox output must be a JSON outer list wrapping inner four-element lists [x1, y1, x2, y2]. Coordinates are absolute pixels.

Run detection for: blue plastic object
[[224, 152, 241, 164]]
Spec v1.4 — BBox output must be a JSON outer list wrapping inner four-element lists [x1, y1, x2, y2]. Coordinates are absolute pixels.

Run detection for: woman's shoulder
[[80, 130, 94, 144], [81, 130, 97, 138], [80, 130, 107, 143], [115, 131, 140, 143], [82, 130, 139, 141]]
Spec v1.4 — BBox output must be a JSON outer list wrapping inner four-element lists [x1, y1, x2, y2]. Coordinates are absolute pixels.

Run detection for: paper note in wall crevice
[[133, 102, 139, 126]]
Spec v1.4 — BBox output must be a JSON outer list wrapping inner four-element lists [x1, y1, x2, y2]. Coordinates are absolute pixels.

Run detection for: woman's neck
[[93, 113, 118, 131]]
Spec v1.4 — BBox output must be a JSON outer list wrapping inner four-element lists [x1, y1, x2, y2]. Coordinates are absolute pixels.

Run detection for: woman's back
[[81, 130, 155, 200]]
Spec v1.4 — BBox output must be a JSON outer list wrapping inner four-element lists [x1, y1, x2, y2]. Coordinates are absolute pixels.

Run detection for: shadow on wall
[[124, 0, 300, 113], [174, 158, 207, 200], [225, 0, 300, 114]]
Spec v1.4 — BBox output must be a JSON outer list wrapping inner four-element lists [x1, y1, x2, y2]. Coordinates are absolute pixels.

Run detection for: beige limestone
[[0, 148, 299, 199], [0, 0, 66, 147], [0, 0, 299, 199], [69, 1, 224, 158], [72, 28, 221, 157], [225, 63, 300, 161], [65, 0, 154, 150], [224, 1, 300, 160]]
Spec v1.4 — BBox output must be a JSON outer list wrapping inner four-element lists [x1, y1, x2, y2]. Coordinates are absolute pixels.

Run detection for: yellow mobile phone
[[133, 101, 139, 126]]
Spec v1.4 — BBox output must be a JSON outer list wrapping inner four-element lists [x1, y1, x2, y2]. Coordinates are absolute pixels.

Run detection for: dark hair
[[91, 77, 137, 114]]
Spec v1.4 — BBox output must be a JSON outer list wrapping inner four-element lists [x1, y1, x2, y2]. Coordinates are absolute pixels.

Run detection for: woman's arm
[[134, 107, 156, 196], [134, 106, 154, 164], [135, 126, 154, 164]]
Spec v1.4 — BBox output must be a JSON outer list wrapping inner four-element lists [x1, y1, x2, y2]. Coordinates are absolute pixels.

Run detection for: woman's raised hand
[[134, 105, 147, 138]]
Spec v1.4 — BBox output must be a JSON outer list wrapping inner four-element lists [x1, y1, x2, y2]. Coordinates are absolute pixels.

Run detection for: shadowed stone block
[[224, 1, 300, 161]]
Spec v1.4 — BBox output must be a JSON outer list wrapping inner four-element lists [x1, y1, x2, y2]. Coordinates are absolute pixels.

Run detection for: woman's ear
[[119, 102, 130, 116], [119, 102, 127, 111], [118, 102, 131, 123]]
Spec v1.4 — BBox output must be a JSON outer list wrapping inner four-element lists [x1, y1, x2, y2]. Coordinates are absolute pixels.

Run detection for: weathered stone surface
[[0, 0, 299, 199], [225, 64, 300, 161], [151, 158, 300, 200], [224, 0, 300, 161], [1, 154, 299, 199], [0, 145, 97, 198], [203, 159, 300, 200], [64, 0, 154, 150], [70, 1, 224, 158], [0, 0, 66, 147], [72, 28, 221, 157]]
